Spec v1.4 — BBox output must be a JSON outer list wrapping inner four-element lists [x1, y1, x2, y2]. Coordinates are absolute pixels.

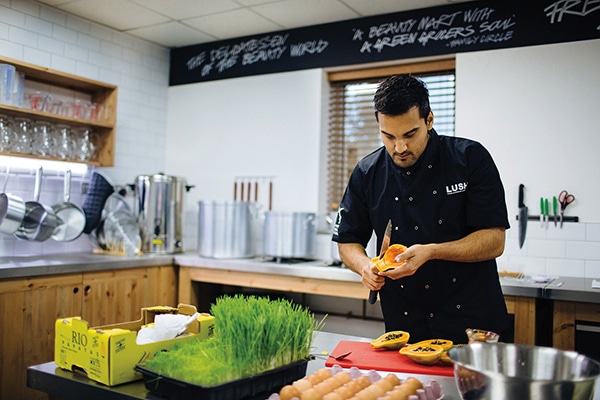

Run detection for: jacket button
[[433, 190, 437, 195], [456, 304, 461, 309], [406, 171, 411, 175], [428, 165, 433, 169], [438, 219, 443, 224], [452, 277, 457, 283], [429, 313, 434, 318], [400, 284, 404, 289], [424, 284, 430, 289], [408, 196, 413, 201], [404, 311, 409, 316], [414, 226, 419, 230], [395, 196, 399, 201]]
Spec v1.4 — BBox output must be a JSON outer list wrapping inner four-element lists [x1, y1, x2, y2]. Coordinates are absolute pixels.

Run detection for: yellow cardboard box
[[54, 303, 215, 386]]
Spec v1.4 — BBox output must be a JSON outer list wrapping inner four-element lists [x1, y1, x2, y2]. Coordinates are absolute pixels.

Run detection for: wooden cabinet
[[0, 265, 176, 400], [553, 300, 600, 351], [0, 56, 117, 166]]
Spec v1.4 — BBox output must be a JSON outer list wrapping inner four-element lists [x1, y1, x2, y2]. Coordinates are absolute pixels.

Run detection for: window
[[326, 59, 456, 212]]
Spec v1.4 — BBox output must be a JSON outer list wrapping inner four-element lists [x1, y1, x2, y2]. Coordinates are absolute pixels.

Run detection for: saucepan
[[0, 166, 27, 235], [51, 169, 86, 242], [14, 166, 60, 241]]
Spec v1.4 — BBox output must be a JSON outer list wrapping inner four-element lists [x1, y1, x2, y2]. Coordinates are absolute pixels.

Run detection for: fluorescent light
[[0, 156, 88, 175]]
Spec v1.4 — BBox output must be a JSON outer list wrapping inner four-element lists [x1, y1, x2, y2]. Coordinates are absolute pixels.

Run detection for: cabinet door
[[0, 274, 82, 400], [81, 266, 176, 326]]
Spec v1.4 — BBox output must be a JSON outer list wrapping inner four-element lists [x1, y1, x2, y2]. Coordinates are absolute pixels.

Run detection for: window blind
[[327, 69, 455, 212]]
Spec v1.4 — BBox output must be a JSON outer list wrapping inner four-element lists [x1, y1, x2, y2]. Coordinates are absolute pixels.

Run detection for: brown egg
[[334, 385, 355, 399], [355, 376, 371, 389], [323, 392, 344, 400], [386, 384, 412, 400], [403, 377, 423, 392], [315, 368, 332, 381], [279, 384, 301, 400], [383, 374, 401, 387], [293, 378, 313, 392], [300, 387, 322, 400], [334, 372, 352, 385]]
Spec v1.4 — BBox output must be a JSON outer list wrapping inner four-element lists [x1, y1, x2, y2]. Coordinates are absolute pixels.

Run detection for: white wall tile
[[566, 240, 600, 260], [584, 260, 600, 279], [546, 258, 585, 278]]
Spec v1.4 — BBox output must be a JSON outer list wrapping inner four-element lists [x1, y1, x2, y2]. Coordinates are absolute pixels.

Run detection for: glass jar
[[32, 121, 56, 157]]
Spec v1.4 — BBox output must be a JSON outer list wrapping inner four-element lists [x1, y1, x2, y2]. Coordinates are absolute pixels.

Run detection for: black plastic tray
[[135, 359, 308, 400]]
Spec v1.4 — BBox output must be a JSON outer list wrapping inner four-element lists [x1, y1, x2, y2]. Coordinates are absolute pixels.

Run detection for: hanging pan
[[14, 166, 60, 241], [52, 169, 86, 241], [0, 166, 27, 235]]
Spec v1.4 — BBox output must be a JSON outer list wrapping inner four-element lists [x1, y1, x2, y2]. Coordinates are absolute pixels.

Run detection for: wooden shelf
[[0, 56, 117, 166]]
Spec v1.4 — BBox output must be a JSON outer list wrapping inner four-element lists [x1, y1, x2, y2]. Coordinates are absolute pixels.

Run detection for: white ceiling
[[34, 0, 474, 48]]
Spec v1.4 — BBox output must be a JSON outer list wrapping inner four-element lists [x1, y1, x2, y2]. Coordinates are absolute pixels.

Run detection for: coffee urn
[[133, 173, 190, 254]]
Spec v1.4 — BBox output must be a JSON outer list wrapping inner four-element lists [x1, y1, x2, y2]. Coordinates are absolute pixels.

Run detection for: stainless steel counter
[[0, 252, 174, 279], [2, 252, 599, 304]]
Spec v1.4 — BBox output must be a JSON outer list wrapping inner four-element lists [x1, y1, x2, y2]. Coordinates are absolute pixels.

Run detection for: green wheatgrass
[[141, 294, 326, 386]]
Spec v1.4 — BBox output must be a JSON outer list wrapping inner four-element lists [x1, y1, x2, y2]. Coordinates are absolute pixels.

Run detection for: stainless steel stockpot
[[263, 211, 317, 259], [197, 200, 257, 259]]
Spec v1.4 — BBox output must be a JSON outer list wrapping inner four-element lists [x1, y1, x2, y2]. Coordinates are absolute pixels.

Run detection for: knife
[[368, 219, 392, 304], [544, 198, 549, 229], [539, 197, 544, 227], [553, 196, 558, 227], [518, 184, 528, 249]]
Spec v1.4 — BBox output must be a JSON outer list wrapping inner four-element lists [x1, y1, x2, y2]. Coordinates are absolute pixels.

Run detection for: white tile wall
[[500, 220, 600, 279], [0, 0, 169, 257]]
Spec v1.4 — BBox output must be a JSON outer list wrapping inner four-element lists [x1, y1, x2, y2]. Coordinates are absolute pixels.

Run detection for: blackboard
[[169, 0, 600, 86]]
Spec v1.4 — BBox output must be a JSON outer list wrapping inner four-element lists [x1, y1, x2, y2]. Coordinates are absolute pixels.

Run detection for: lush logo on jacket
[[446, 182, 468, 195]]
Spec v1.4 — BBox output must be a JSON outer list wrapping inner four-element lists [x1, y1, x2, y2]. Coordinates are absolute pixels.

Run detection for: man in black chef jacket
[[332, 74, 511, 344]]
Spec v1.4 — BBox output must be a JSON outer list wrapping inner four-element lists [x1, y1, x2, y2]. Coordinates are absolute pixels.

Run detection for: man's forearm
[[428, 227, 506, 263]]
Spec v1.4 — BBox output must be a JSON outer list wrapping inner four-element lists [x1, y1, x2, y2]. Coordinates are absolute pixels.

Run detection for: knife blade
[[368, 219, 392, 304], [518, 184, 528, 249]]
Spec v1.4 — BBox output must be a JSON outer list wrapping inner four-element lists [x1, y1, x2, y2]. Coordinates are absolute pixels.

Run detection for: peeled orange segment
[[373, 244, 407, 272]]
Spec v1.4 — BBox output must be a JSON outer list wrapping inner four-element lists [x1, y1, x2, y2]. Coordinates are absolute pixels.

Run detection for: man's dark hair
[[373, 75, 431, 121]]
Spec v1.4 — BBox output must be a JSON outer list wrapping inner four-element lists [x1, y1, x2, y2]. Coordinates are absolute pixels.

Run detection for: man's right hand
[[361, 261, 385, 291]]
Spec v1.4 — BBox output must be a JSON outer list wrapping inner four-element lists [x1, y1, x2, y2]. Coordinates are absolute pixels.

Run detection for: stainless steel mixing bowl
[[448, 343, 600, 400]]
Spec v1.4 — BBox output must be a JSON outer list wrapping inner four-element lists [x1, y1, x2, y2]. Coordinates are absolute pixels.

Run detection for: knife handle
[[368, 290, 378, 304], [518, 184, 525, 208]]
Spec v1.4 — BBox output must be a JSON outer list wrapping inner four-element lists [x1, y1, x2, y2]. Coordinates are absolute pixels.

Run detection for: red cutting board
[[324, 340, 454, 377]]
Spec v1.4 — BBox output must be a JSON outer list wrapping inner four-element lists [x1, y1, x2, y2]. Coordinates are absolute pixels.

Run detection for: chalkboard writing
[[170, 0, 599, 86]]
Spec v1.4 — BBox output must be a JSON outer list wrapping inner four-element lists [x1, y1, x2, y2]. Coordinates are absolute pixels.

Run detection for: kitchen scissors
[[558, 190, 575, 228]]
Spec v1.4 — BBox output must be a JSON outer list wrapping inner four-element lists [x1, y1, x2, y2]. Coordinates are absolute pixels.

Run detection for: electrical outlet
[[81, 182, 89, 194]]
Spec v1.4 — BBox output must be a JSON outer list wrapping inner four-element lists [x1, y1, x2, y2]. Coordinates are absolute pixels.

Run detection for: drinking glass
[[0, 114, 15, 153], [11, 117, 32, 154], [32, 121, 55, 157], [73, 127, 97, 161], [55, 124, 73, 160]]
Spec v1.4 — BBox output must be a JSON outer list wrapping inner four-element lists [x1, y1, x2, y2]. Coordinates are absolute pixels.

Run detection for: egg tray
[[135, 359, 308, 400]]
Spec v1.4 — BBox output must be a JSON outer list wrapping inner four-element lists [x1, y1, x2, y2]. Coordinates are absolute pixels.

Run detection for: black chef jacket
[[333, 129, 511, 344]]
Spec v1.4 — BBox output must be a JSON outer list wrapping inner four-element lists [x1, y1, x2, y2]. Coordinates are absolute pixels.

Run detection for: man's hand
[[361, 261, 386, 291]]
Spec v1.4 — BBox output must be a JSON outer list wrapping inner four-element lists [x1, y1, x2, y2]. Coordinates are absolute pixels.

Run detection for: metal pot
[[197, 200, 257, 259], [449, 342, 600, 400], [15, 166, 59, 242], [326, 211, 341, 262], [133, 173, 192, 254], [51, 170, 86, 242], [0, 167, 26, 235], [263, 211, 316, 259]]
